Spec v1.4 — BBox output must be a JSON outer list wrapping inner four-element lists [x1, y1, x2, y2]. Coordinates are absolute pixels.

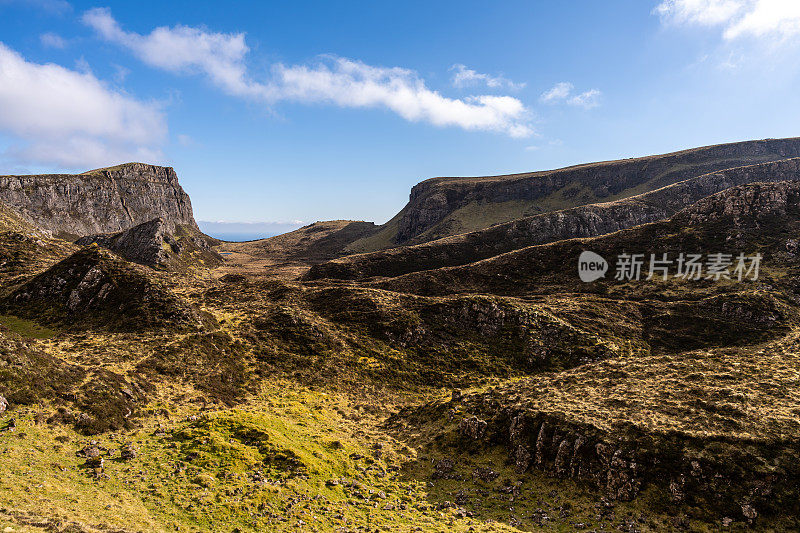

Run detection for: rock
[[606, 450, 641, 501], [83, 446, 103, 468], [0, 395, 7, 414], [509, 413, 528, 445], [120, 443, 137, 461], [76, 218, 221, 268], [535, 423, 549, 466], [514, 445, 531, 473], [471, 466, 498, 482], [432, 458, 455, 479], [0, 163, 199, 238], [741, 503, 758, 520], [458, 416, 487, 440], [554, 439, 572, 478], [669, 476, 686, 503], [569, 436, 587, 478], [689, 460, 702, 478], [1, 418, 15, 432]]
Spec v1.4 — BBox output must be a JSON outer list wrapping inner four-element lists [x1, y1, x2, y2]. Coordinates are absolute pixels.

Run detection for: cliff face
[[373, 180, 800, 299], [0, 163, 199, 239], [390, 137, 800, 244], [675, 179, 800, 226], [308, 158, 800, 280]]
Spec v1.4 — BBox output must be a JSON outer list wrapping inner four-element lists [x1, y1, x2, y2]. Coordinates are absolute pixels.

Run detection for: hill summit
[[0, 162, 199, 240]]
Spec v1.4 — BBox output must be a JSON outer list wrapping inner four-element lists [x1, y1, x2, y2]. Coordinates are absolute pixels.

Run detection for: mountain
[[4, 146, 800, 531], [382, 181, 800, 523], [346, 137, 800, 252], [308, 157, 800, 280], [0, 162, 199, 240], [377, 180, 800, 297]]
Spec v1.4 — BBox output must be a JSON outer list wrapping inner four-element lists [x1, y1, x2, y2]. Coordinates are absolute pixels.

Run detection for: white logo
[[578, 250, 608, 282]]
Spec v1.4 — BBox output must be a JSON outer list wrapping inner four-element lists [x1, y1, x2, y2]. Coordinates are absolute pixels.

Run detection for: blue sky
[[1, 0, 800, 233]]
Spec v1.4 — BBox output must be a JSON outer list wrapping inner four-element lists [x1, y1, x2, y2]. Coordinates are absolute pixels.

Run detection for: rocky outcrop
[[0, 163, 199, 239], [0, 247, 210, 331], [76, 218, 176, 267], [369, 180, 800, 303], [308, 157, 800, 280], [76, 218, 222, 269], [675, 179, 800, 226], [465, 407, 797, 522], [393, 137, 800, 244], [0, 200, 41, 235]]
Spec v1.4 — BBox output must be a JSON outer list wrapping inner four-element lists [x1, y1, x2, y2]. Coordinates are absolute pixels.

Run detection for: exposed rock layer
[[393, 137, 800, 244], [0, 247, 208, 331], [450, 403, 798, 522], [0, 163, 198, 239], [308, 158, 800, 280], [77, 217, 222, 269]]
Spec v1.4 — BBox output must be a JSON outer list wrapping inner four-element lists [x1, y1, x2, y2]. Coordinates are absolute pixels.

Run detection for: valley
[[2, 140, 800, 532]]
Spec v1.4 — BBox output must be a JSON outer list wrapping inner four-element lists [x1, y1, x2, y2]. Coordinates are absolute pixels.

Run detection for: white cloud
[[540, 82, 573, 103], [540, 82, 601, 109], [82, 7, 257, 98], [112, 64, 129, 83], [39, 32, 66, 49], [525, 139, 563, 151], [567, 89, 601, 109], [271, 57, 534, 137], [449, 64, 525, 90], [176, 134, 196, 147], [0, 42, 166, 168], [655, 0, 744, 26], [656, 0, 800, 40], [83, 8, 534, 138]]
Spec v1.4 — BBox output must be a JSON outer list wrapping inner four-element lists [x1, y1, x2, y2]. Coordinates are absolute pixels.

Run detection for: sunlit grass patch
[[0, 314, 56, 339]]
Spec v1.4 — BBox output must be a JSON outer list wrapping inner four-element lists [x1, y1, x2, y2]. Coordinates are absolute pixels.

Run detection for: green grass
[[0, 382, 518, 532], [0, 314, 56, 339]]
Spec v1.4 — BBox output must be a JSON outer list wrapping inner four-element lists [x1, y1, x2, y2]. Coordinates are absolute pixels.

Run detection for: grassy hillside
[[346, 137, 800, 252], [310, 158, 800, 281], [3, 174, 800, 530]]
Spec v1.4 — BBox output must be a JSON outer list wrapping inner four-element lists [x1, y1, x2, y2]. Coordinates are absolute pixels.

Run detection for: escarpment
[[0, 163, 199, 239], [448, 401, 800, 522], [360, 137, 800, 248], [308, 157, 800, 280]]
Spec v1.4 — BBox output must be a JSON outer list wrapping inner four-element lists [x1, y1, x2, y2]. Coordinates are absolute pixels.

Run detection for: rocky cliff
[[359, 137, 800, 248], [308, 158, 800, 280], [0, 163, 199, 239], [374, 180, 800, 299]]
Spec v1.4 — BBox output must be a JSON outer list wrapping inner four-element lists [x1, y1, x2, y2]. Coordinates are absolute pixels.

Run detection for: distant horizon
[[198, 220, 305, 242]]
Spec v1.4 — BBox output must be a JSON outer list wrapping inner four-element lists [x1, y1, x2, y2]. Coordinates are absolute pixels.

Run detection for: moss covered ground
[[3, 181, 800, 530]]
